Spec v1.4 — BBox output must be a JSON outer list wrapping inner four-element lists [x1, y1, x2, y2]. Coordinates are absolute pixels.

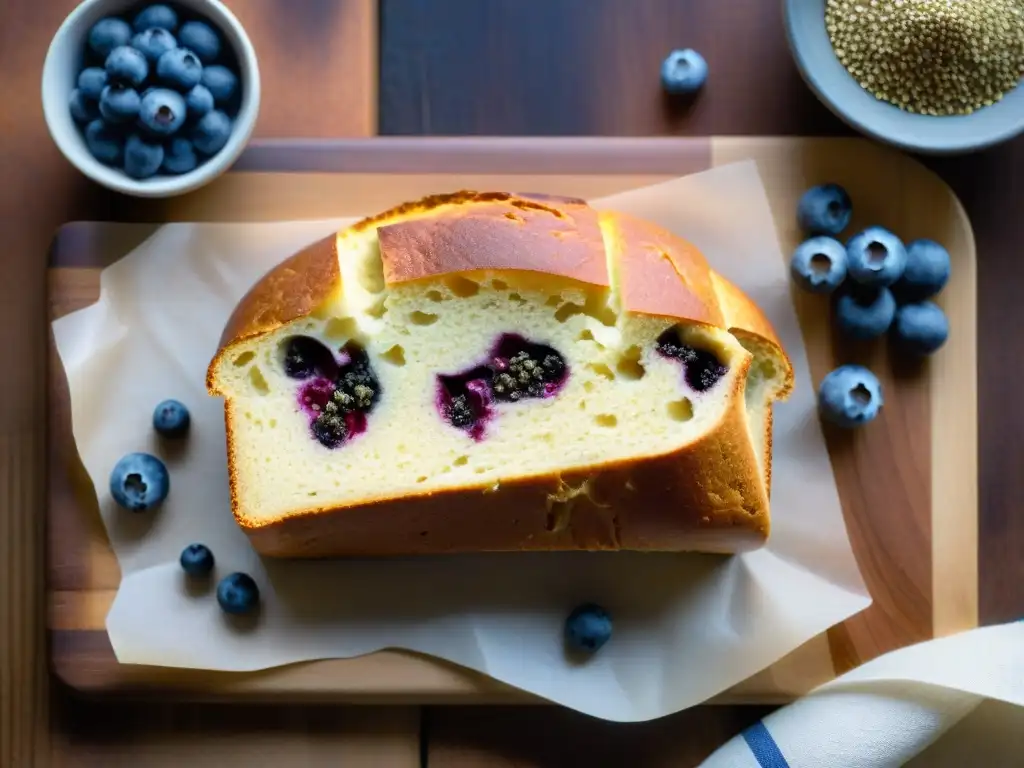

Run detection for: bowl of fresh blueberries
[[42, 0, 259, 197]]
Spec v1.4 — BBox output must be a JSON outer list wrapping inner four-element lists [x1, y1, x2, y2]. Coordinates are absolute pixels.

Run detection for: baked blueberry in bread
[[206, 192, 793, 558]]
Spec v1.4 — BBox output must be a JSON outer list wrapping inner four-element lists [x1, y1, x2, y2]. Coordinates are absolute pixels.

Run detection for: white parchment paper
[[51, 161, 870, 722]]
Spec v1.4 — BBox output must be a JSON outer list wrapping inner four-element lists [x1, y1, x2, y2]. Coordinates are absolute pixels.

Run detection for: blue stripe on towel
[[742, 721, 791, 768]]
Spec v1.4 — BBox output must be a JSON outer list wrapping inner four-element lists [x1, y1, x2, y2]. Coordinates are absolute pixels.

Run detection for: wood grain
[[46, 138, 978, 707]]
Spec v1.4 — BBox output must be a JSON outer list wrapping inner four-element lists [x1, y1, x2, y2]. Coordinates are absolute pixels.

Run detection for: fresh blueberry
[[565, 603, 613, 654], [157, 48, 203, 91], [105, 45, 149, 87], [88, 18, 132, 59], [139, 88, 187, 136], [133, 4, 179, 33], [124, 133, 164, 179], [178, 21, 222, 63], [99, 84, 141, 123], [790, 236, 847, 294], [109, 452, 169, 511], [153, 398, 190, 437], [892, 301, 949, 355], [661, 48, 708, 94], [163, 137, 199, 174], [180, 543, 215, 577], [893, 239, 951, 301], [191, 110, 232, 155], [217, 572, 260, 615], [835, 286, 896, 340], [797, 183, 853, 236], [818, 365, 883, 428], [132, 27, 177, 63], [77, 67, 108, 100], [184, 84, 214, 118], [201, 65, 238, 104], [84, 119, 125, 165], [69, 89, 98, 123], [845, 226, 907, 288]]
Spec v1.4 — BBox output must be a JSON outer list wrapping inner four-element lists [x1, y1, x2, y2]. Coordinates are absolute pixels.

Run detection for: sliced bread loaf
[[207, 192, 793, 558]]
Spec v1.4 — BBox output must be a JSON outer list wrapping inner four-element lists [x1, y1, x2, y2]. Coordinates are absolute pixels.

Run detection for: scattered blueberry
[[109, 452, 169, 511], [835, 286, 896, 340], [77, 67, 108, 100], [191, 110, 232, 155], [124, 133, 164, 179], [163, 137, 199, 174], [790, 236, 848, 294], [178, 20, 222, 63], [565, 603, 613, 654], [132, 27, 177, 63], [69, 89, 98, 123], [661, 48, 708, 94], [153, 398, 191, 437], [893, 239, 951, 301], [105, 45, 149, 87], [99, 84, 141, 122], [184, 84, 214, 117], [157, 48, 203, 91], [84, 119, 125, 165], [845, 226, 907, 288], [88, 18, 132, 59], [217, 572, 260, 615], [797, 183, 853, 236], [201, 65, 238, 104], [818, 364, 883, 428], [892, 301, 949, 355], [139, 88, 187, 136], [180, 543, 215, 577], [133, 4, 179, 33], [655, 329, 728, 391]]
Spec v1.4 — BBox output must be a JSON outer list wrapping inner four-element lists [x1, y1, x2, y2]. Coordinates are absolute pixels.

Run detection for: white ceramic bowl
[[42, 0, 260, 197], [784, 0, 1024, 155]]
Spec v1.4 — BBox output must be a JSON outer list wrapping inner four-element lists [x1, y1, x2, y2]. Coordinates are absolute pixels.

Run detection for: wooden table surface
[[3, 0, 1020, 765]]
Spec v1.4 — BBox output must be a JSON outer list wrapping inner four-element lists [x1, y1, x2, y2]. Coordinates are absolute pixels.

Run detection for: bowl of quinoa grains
[[784, 0, 1024, 154]]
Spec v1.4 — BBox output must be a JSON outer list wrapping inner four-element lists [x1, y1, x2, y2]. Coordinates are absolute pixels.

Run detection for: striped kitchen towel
[[700, 622, 1024, 767]]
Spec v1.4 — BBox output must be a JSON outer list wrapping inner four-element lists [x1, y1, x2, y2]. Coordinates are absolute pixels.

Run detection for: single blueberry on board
[[893, 239, 951, 301], [217, 572, 260, 615], [77, 67, 108, 100], [818, 365, 883, 428], [109, 452, 169, 511], [191, 110, 232, 155], [69, 89, 98, 123], [892, 301, 949, 355], [157, 48, 204, 91], [88, 18, 132, 59], [99, 84, 141, 122], [178, 20, 222, 63], [132, 27, 177, 63], [835, 286, 896, 340], [133, 4, 179, 33], [139, 88, 187, 136], [153, 398, 191, 437], [661, 48, 708, 94], [180, 543, 215, 577], [797, 183, 853, 236], [163, 137, 199, 174], [105, 45, 149, 87], [201, 65, 238, 104], [123, 133, 164, 179], [790, 236, 848, 294], [184, 84, 214, 118], [84, 119, 125, 165], [845, 226, 907, 288], [565, 603, 613, 654]]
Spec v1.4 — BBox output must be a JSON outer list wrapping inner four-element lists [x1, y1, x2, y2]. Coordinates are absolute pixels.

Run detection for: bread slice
[[207, 192, 793, 558]]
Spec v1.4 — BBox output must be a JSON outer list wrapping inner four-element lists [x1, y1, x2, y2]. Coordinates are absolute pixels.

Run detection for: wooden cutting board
[[47, 137, 978, 703]]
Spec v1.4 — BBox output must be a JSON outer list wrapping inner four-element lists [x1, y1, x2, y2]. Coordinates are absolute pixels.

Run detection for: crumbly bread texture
[[207, 192, 794, 558]]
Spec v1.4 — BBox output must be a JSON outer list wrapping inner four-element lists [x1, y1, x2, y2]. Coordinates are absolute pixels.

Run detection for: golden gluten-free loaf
[[206, 191, 794, 558]]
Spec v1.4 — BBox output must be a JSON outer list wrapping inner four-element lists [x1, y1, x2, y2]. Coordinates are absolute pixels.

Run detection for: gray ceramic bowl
[[784, 0, 1024, 155]]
